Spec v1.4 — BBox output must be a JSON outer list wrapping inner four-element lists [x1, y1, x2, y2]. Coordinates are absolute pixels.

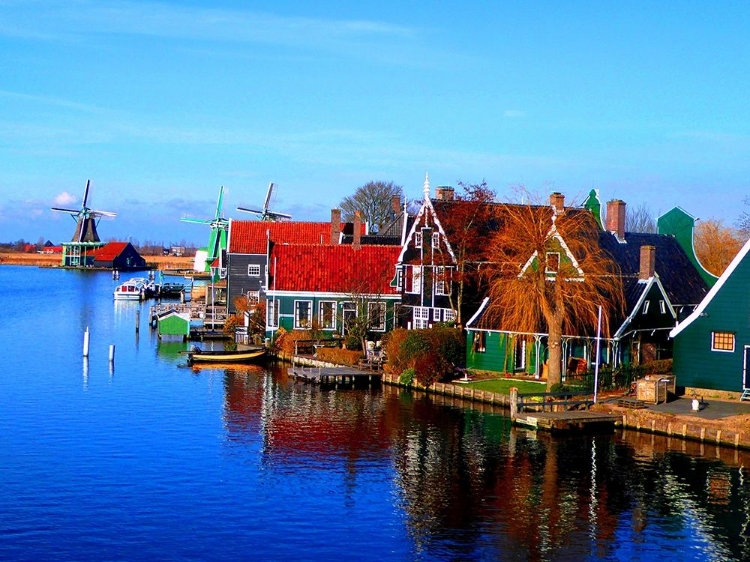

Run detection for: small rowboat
[[186, 346, 267, 365]]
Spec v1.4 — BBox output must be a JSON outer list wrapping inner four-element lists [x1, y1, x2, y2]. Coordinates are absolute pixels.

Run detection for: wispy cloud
[[0, 1, 420, 55], [54, 191, 77, 206]]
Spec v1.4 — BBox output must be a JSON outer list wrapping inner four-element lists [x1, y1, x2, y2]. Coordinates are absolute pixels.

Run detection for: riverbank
[[0, 252, 194, 270]]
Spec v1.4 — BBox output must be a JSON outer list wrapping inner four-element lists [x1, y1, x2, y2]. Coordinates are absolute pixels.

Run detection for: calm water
[[0, 266, 748, 561]]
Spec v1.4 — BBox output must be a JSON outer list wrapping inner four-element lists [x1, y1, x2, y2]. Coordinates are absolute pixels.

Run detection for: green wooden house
[[157, 310, 191, 340], [669, 236, 750, 394]]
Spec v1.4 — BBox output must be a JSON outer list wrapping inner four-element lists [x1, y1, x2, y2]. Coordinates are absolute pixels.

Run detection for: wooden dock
[[510, 388, 621, 432], [288, 365, 381, 388]]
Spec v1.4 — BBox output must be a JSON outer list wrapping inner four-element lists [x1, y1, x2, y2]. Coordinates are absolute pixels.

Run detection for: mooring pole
[[109, 344, 115, 364], [83, 327, 90, 357], [135, 310, 140, 333]]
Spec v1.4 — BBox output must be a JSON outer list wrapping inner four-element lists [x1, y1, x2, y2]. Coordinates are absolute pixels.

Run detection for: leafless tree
[[625, 203, 657, 233], [340, 181, 403, 233], [482, 203, 625, 389]]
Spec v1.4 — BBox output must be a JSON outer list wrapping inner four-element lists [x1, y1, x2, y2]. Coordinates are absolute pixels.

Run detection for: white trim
[[613, 276, 676, 339], [266, 290, 400, 300], [711, 331, 735, 353], [465, 297, 490, 328], [670, 235, 750, 338]]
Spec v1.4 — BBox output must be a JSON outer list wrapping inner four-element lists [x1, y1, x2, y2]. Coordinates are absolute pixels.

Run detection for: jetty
[[288, 365, 381, 388]]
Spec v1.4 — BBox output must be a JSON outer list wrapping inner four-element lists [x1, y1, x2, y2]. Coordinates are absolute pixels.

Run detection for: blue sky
[[2, 1, 750, 246]]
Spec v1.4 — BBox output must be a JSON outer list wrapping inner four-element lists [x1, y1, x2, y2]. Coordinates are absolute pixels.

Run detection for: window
[[712, 331, 735, 352], [319, 301, 336, 330], [267, 299, 279, 328], [408, 265, 422, 294], [435, 266, 449, 295], [642, 301, 650, 314], [659, 300, 666, 314], [368, 302, 386, 331], [432, 308, 441, 321], [443, 308, 456, 323], [247, 264, 261, 276], [432, 232, 440, 249], [413, 307, 430, 329], [396, 267, 403, 290], [342, 302, 357, 334], [294, 300, 312, 329], [414, 231, 423, 248], [472, 331, 486, 353], [246, 291, 260, 304]]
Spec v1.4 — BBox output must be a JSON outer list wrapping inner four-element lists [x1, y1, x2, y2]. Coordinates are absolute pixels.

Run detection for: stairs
[[741, 389, 750, 402]]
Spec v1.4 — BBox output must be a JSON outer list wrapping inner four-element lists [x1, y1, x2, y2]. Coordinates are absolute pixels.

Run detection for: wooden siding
[[673, 256, 750, 392], [226, 254, 266, 314], [465, 331, 539, 375]]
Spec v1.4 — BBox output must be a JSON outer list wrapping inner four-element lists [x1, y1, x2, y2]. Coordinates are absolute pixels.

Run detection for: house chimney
[[550, 192, 565, 214], [391, 194, 401, 216], [606, 199, 626, 240], [353, 210, 362, 250], [639, 245, 656, 280], [331, 208, 341, 245], [435, 186, 455, 201]]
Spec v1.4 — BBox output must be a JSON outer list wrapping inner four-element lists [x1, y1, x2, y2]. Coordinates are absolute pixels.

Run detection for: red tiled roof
[[270, 244, 400, 294], [229, 220, 367, 254], [91, 241, 129, 261]]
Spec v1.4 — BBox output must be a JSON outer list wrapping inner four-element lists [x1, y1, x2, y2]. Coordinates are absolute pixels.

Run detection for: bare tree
[[736, 197, 750, 238], [340, 181, 403, 233], [695, 219, 744, 276], [482, 203, 624, 390], [625, 203, 657, 233]]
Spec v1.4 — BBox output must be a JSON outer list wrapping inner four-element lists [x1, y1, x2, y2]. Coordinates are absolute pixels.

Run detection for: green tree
[[340, 181, 403, 233]]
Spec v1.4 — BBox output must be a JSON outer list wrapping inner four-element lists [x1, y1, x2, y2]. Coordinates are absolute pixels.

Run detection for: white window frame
[[319, 301, 336, 330], [414, 231, 423, 249], [659, 300, 666, 314], [267, 299, 279, 328], [294, 300, 313, 329], [246, 291, 260, 304], [711, 331, 735, 353], [435, 266, 448, 296], [368, 302, 386, 332], [443, 308, 456, 323], [408, 265, 422, 294], [247, 264, 261, 277], [642, 301, 650, 314], [413, 307, 430, 329], [432, 232, 440, 249]]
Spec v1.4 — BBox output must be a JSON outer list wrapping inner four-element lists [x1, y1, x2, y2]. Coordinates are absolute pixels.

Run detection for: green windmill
[[181, 186, 229, 278]]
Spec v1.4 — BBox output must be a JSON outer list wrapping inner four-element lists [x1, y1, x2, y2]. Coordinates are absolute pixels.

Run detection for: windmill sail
[[237, 182, 292, 221], [181, 186, 230, 274]]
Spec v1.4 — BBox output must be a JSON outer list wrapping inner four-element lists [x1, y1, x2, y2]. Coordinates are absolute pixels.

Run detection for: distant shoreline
[[0, 252, 195, 270]]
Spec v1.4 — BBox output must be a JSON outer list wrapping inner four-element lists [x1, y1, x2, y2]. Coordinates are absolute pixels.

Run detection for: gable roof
[[91, 241, 130, 261], [270, 244, 400, 295], [670, 235, 750, 339], [598, 231, 708, 308], [228, 219, 367, 254]]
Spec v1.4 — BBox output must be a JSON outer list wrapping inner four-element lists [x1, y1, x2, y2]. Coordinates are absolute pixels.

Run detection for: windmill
[[181, 186, 230, 274], [50, 180, 117, 242], [237, 182, 292, 221]]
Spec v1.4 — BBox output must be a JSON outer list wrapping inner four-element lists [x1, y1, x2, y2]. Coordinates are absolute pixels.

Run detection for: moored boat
[[114, 278, 148, 300], [186, 346, 267, 365]]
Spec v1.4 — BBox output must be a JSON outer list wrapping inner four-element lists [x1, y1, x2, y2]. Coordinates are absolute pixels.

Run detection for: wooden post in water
[[83, 327, 90, 357], [135, 310, 140, 333], [509, 387, 518, 421], [109, 344, 115, 364]]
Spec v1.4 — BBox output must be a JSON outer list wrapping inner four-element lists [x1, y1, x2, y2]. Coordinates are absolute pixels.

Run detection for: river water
[[0, 266, 748, 561]]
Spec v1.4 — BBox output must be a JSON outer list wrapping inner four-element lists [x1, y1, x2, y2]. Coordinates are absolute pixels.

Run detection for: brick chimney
[[353, 210, 362, 250], [435, 186, 455, 201], [392, 195, 401, 216], [550, 192, 565, 214], [330, 208, 341, 245], [639, 245, 656, 280], [606, 199, 626, 240]]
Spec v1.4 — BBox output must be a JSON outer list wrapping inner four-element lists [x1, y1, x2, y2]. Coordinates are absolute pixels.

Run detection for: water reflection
[[215, 365, 750, 561]]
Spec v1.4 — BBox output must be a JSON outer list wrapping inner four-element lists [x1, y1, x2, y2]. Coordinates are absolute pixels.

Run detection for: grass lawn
[[463, 378, 547, 395]]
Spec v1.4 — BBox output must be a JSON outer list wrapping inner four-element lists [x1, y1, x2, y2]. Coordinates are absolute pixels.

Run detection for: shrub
[[315, 347, 363, 366], [399, 368, 416, 387], [274, 329, 314, 356], [643, 358, 673, 374], [382, 326, 465, 386]]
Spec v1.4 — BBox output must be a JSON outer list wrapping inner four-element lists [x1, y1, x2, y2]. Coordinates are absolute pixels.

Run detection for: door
[[744, 346, 750, 389]]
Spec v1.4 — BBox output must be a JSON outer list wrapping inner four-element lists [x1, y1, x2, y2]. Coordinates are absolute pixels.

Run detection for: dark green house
[[670, 237, 750, 394]]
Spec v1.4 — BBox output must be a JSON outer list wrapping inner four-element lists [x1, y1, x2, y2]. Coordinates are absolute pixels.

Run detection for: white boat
[[114, 278, 149, 300]]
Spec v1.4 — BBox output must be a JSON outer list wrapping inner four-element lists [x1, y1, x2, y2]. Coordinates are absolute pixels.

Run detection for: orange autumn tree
[[694, 218, 743, 277], [482, 200, 624, 389]]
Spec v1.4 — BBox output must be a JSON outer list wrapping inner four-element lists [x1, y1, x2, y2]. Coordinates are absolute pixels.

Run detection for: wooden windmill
[[237, 182, 292, 221], [50, 180, 117, 242], [181, 186, 229, 274]]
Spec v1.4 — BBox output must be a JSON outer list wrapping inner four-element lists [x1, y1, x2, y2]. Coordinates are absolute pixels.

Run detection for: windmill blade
[[91, 210, 117, 218], [214, 185, 226, 220], [265, 210, 292, 220], [51, 207, 80, 214], [263, 182, 275, 213], [181, 217, 212, 225], [236, 205, 264, 215], [82, 180, 91, 209]]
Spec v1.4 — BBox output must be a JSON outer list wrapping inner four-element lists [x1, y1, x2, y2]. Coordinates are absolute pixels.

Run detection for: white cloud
[[54, 191, 77, 206]]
